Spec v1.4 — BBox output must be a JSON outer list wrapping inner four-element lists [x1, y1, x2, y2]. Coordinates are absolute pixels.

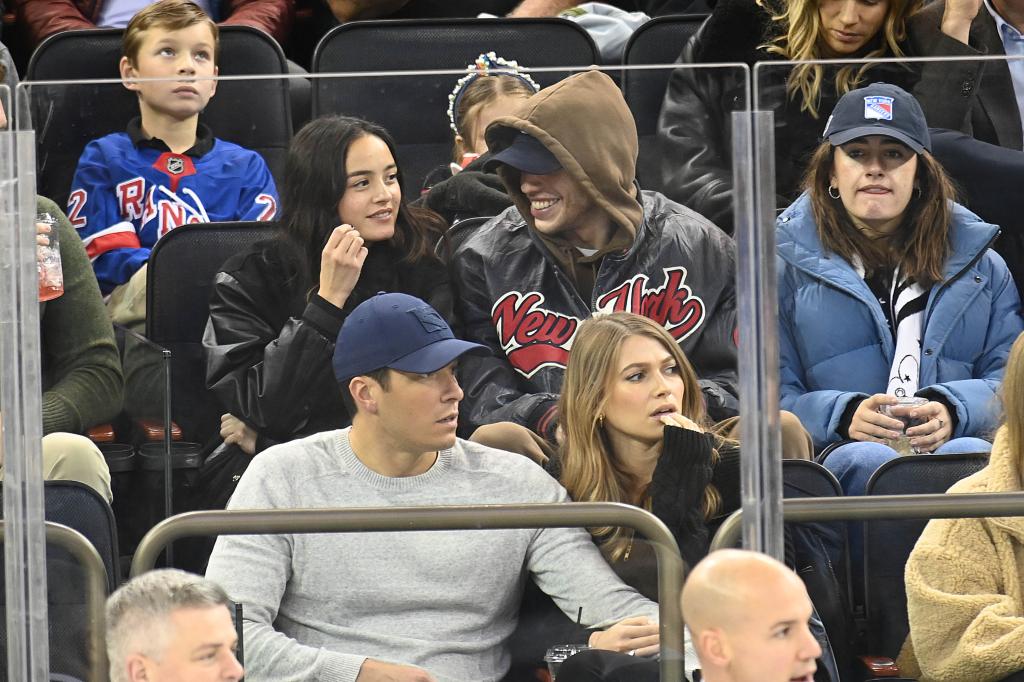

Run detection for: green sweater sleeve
[[38, 196, 124, 434]]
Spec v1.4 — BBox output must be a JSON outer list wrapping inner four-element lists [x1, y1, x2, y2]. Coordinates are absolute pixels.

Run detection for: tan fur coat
[[898, 430, 1024, 681]]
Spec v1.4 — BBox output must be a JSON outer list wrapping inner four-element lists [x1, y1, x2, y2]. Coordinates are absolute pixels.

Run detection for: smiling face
[[830, 135, 918, 236], [336, 134, 402, 243], [817, 0, 890, 56], [519, 168, 609, 248], [120, 22, 218, 122], [130, 606, 242, 682], [601, 335, 686, 447]]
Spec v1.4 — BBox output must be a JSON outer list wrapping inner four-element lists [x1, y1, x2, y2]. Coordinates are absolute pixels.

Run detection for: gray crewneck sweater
[[205, 428, 659, 682]]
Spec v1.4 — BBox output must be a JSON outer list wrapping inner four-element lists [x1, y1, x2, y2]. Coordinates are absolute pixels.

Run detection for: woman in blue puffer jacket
[[777, 82, 1023, 499]]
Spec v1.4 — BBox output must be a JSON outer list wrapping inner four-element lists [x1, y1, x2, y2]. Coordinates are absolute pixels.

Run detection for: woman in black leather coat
[[197, 116, 452, 505]]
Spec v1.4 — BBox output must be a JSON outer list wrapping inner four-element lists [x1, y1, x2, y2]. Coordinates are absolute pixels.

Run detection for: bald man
[[682, 549, 821, 682]]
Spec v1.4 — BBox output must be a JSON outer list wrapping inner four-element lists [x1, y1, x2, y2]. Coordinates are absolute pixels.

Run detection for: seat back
[[146, 221, 277, 443], [782, 460, 848, 682], [311, 18, 599, 192], [0, 481, 117, 679], [620, 14, 707, 191], [24, 26, 291, 206], [863, 453, 989, 657]]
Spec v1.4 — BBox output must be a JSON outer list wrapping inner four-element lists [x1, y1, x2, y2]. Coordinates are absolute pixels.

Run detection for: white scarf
[[887, 266, 928, 397], [854, 259, 928, 397]]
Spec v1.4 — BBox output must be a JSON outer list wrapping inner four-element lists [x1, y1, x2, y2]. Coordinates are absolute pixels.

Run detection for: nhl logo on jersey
[[863, 96, 894, 121], [165, 155, 186, 175]]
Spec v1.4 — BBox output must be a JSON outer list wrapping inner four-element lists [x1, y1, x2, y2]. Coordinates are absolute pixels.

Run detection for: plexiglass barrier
[[13, 63, 759, 680], [0, 117, 51, 678]]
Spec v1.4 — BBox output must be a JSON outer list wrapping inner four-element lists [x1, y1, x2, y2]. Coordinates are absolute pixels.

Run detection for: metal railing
[[710, 491, 1024, 551], [1, 521, 109, 682], [131, 502, 687, 680]]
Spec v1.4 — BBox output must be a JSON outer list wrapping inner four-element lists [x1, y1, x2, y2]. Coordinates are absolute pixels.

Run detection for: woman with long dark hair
[[777, 83, 1023, 494], [200, 115, 451, 502]]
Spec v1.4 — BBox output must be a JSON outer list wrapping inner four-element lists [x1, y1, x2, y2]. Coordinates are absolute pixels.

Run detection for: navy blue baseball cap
[[485, 130, 562, 174], [822, 82, 930, 154], [333, 293, 487, 382]]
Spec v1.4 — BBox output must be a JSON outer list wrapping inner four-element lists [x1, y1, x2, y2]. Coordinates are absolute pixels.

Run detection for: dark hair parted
[[277, 115, 447, 293], [803, 141, 956, 285], [338, 367, 391, 417]]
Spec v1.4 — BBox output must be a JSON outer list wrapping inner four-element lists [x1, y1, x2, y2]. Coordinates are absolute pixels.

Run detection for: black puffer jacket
[[203, 238, 454, 451], [657, 0, 917, 235]]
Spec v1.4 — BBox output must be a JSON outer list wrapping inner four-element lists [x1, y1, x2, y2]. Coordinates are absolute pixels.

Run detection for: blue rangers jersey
[[68, 121, 278, 294]]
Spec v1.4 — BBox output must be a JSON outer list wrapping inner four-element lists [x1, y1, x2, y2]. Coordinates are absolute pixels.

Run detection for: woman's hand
[[905, 400, 954, 453], [470, 422, 554, 466], [220, 413, 258, 456], [319, 224, 368, 309], [658, 412, 704, 433], [848, 394, 905, 443], [588, 616, 660, 657], [941, 0, 982, 44]]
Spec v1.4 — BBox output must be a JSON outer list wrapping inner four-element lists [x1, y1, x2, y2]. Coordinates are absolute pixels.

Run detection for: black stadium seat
[[620, 14, 708, 192], [0, 481, 119, 680], [24, 26, 291, 206], [862, 453, 989, 659], [311, 17, 599, 193], [146, 221, 276, 444]]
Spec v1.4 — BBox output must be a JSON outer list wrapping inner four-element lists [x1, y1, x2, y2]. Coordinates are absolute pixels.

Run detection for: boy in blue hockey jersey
[[67, 0, 278, 321]]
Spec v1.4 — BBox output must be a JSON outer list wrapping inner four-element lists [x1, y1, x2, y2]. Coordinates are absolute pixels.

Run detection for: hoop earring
[[828, 185, 840, 200]]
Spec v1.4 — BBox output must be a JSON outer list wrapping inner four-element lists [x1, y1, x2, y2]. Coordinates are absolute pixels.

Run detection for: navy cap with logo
[[333, 293, 487, 383], [485, 131, 562, 174], [822, 82, 931, 154]]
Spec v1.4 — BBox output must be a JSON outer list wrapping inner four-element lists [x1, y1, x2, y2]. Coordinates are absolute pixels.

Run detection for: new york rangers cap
[[822, 82, 930, 154], [333, 293, 487, 383], [485, 130, 562, 174]]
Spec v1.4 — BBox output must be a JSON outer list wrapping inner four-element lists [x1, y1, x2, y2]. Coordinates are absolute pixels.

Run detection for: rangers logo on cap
[[165, 155, 185, 175], [864, 96, 894, 121]]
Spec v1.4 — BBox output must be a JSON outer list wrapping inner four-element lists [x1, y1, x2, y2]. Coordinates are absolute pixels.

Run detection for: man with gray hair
[[105, 568, 243, 682]]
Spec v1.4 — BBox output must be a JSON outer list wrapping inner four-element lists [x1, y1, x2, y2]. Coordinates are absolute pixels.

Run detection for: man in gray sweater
[[205, 293, 668, 682]]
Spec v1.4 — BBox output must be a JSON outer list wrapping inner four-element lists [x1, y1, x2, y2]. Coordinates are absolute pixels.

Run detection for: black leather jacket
[[203, 238, 453, 450], [452, 190, 739, 437]]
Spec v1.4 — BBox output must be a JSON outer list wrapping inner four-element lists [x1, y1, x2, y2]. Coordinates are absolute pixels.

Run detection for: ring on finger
[[627, 649, 637, 656]]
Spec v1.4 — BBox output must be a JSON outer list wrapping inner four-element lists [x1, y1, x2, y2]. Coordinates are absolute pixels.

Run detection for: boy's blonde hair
[[122, 0, 219, 66]]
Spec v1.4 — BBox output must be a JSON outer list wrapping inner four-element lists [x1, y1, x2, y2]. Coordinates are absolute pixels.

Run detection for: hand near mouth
[[658, 412, 704, 433]]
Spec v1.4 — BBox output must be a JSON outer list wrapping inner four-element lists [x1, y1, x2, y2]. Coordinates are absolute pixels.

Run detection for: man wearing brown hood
[[451, 70, 738, 442]]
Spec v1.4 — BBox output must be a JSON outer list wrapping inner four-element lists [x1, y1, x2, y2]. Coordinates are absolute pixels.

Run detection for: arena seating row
[[21, 16, 711, 205]]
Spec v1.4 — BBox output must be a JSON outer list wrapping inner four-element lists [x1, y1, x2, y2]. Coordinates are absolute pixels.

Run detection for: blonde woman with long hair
[[900, 331, 1024, 682], [556, 312, 741, 589], [656, 0, 964, 235]]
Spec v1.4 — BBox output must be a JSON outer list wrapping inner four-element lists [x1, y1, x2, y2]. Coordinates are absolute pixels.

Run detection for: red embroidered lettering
[[158, 201, 187, 237], [116, 178, 145, 221], [490, 292, 580, 378], [67, 189, 88, 229], [256, 194, 277, 221], [595, 267, 707, 341]]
